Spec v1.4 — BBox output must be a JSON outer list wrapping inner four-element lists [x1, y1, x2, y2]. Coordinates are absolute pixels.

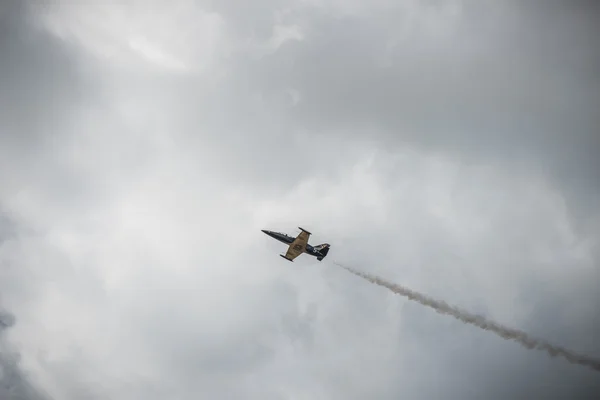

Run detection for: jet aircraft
[[261, 227, 330, 262]]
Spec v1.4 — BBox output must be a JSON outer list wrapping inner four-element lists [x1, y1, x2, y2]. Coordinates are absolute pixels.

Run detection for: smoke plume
[[334, 262, 600, 373]]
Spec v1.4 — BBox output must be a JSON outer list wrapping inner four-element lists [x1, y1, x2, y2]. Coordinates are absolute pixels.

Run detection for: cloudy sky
[[1, 0, 599, 398]]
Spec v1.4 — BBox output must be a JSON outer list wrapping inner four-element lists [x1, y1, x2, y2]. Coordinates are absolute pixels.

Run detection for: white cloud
[[35, 1, 227, 73]]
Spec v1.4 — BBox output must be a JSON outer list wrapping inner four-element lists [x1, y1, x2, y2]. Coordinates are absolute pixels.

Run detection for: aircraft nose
[[261, 229, 268, 234]]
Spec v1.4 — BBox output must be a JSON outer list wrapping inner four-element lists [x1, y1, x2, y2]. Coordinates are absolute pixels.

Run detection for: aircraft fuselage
[[261, 229, 329, 260]]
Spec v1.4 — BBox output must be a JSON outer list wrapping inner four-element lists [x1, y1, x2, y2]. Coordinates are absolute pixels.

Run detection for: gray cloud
[[1, 0, 599, 399], [1, 309, 51, 400], [243, 0, 599, 222]]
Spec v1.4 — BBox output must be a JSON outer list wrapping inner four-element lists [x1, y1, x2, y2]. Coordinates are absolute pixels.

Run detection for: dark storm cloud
[[0, 0, 104, 218], [1, 309, 51, 400], [0, 2, 82, 398], [0, 212, 17, 244], [220, 0, 600, 222], [0, 0, 91, 145]]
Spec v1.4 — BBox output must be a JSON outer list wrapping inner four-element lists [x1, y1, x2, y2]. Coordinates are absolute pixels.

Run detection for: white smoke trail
[[333, 261, 600, 372]]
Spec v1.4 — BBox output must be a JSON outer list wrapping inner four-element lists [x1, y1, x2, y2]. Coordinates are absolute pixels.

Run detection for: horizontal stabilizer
[[280, 254, 294, 262]]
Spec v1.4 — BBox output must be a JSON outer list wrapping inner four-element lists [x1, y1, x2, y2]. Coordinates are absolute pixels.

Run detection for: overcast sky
[[1, 0, 599, 399]]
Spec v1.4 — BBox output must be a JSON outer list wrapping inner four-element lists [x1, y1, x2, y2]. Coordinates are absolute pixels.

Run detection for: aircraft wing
[[281, 228, 311, 262]]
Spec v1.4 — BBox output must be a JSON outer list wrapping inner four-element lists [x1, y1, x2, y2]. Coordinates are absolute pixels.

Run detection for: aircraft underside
[[262, 227, 330, 262]]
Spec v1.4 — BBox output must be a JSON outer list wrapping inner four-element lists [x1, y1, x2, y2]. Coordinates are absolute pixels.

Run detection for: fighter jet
[[261, 227, 330, 262]]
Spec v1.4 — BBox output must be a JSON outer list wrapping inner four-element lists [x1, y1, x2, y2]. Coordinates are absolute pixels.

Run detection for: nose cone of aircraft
[[261, 229, 277, 239]]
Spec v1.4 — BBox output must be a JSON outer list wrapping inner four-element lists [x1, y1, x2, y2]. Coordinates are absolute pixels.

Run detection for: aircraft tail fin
[[315, 244, 330, 261]]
